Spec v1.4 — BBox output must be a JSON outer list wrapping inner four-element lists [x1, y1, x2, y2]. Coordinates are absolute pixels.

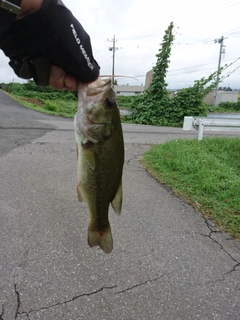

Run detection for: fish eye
[[104, 97, 115, 108]]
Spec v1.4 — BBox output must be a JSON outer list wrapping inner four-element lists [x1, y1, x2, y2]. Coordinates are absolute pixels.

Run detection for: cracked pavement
[[0, 90, 240, 320]]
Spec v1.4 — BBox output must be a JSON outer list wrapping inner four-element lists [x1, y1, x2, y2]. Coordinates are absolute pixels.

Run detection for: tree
[[131, 22, 174, 125], [144, 22, 174, 103]]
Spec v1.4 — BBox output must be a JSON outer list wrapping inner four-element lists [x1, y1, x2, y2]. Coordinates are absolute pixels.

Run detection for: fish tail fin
[[88, 225, 113, 254]]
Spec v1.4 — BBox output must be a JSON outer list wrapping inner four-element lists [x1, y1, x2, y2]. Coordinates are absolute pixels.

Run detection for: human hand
[[0, 0, 100, 89], [49, 66, 77, 91], [19, 0, 78, 90]]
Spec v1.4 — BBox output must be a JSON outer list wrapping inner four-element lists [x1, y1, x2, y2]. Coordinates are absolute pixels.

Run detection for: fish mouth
[[82, 78, 112, 96], [76, 78, 111, 143], [85, 116, 105, 127]]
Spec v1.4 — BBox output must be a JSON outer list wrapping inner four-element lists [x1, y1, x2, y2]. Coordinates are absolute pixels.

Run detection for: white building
[[114, 85, 144, 96]]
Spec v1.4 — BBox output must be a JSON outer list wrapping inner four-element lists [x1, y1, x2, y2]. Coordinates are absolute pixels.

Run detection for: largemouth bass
[[74, 78, 124, 254]]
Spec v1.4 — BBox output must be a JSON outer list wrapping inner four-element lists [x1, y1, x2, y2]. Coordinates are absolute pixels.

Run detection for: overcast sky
[[0, 0, 239, 89]]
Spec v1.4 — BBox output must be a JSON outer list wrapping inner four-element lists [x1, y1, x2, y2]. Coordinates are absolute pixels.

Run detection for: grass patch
[[142, 137, 240, 239], [12, 95, 77, 117]]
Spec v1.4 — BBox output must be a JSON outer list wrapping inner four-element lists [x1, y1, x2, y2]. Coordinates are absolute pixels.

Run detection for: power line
[[118, 26, 166, 41], [216, 0, 240, 11]]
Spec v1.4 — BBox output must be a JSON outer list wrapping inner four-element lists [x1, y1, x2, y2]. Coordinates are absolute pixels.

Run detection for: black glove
[[0, 0, 100, 86]]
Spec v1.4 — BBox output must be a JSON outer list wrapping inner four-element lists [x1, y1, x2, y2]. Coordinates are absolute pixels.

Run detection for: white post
[[198, 120, 204, 140], [183, 116, 193, 131]]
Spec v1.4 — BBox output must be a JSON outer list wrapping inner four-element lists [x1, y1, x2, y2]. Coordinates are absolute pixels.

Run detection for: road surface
[[0, 90, 239, 320]]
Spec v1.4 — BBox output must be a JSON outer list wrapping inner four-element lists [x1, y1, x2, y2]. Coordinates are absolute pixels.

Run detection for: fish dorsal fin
[[111, 180, 122, 215]]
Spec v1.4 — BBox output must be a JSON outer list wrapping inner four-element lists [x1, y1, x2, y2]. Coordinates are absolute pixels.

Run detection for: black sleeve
[[0, 0, 21, 33], [0, 0, 100, 85], [0, 9, 17, 33]]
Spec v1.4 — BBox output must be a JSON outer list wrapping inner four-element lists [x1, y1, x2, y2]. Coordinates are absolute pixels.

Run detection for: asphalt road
[[0, 89, 239, 320]]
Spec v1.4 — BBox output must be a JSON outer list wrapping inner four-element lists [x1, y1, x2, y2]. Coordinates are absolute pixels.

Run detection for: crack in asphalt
[[16, 285, 117, 319], [223, 262, 240, 276], [205, 263, 240, 285], [126, 156, 145, 166], [0, 305, 4, 320], [115, 273, 172, 294], [196, 218, 240, 284], [203, 219, 240, 265], [14, 284, 21, 320], [14, 274, 171, 318], [126, 143, 149, 166], [115, 279, 157, 294]]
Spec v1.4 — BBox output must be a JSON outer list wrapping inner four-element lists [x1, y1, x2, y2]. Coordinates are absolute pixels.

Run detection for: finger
[[49, 66, 65, 90], [64, 74, 77, 91]]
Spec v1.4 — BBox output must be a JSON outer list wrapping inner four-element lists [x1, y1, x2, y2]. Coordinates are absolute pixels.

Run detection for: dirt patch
[[18, 97, 44, 106]]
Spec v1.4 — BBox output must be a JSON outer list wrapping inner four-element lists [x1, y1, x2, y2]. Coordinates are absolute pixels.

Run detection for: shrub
[[117, 96, 138, 110], [4, 81, 77, 102], [45, 101, 58, 112], [218, 101, 240, 111], [4, 82, 26, 95]]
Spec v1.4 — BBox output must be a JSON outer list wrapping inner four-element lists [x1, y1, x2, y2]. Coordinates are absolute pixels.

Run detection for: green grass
[[10, 94, 132, 121], [12, 95, 77, 117], [142, 137, 240, 239]]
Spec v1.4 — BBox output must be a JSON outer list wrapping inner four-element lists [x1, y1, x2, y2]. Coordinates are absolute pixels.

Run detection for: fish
[[74, 78, 124, 254]]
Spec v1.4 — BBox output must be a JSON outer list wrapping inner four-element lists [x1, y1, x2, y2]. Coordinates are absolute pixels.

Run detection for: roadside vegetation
[[208, 100, 240, 113], [2, 81, 78, 117], [1, 21, 239, 240], [2, 81, 239, 122], [1, 81, 137, 118]]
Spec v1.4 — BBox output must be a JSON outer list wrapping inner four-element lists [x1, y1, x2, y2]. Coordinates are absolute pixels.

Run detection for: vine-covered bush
[[130, 22, 226, 126]]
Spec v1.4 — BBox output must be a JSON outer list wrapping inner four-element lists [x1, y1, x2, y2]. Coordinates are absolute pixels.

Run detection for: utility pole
[[108, 35, 119, 85], [214, 36, 225, 106]]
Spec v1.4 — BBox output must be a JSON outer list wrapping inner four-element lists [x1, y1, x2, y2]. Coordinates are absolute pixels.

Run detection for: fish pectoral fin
[[88, 226, 113, 254], [77, 184, 84, 202], [111, 180, 122, 215], [82, 146, 96, 170]]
